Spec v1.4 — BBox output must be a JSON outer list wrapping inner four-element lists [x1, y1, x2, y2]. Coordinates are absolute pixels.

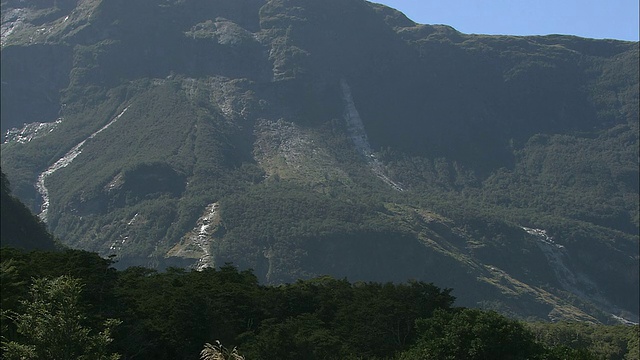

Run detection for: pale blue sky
[[373, 0, 639, 41]]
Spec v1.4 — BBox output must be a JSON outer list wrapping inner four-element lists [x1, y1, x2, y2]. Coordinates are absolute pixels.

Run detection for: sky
[[373, 0, 639, 41]]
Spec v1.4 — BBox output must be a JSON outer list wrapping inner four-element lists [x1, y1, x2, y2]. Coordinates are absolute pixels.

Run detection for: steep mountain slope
[[1, 170, 56, 250], [1, 0, 638, 323]]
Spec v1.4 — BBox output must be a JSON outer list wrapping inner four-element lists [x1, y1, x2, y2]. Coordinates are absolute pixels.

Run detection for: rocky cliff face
[[1, 0, 638, 324]]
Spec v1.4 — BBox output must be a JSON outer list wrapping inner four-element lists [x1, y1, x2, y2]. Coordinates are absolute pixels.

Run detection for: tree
[[1, 258, 27, 338], [399, 308, 544, 360], [1, 275, 121, 360], [248, 314, 342, 360], [201, 340, 245, 360]]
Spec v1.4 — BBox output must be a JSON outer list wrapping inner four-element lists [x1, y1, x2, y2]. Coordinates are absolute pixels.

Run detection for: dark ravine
[[1, 0, 638, 324]]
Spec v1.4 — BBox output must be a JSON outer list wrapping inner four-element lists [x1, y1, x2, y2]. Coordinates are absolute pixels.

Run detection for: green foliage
[[107, 264, 265, 359], [381, 122, 639, 235], [0, 259, 26, 341], [1, 275, 121, 360], [527, 321, 640, 360], [1, 248, 636, 360], [219, 180, 381, 242], [201, 340, 245, 360], [248, 314, 342, 360], [399, 308, 544, 360]]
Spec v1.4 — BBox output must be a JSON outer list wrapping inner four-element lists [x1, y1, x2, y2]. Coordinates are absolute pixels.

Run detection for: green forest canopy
[[1, 248, 637, 360]]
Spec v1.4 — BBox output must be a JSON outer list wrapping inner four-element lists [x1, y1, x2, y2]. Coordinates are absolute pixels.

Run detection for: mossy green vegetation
[[1, 248, 637, 360]]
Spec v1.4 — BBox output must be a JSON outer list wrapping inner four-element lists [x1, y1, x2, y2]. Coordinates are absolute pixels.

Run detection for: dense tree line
[[1, 248, 637, 359]]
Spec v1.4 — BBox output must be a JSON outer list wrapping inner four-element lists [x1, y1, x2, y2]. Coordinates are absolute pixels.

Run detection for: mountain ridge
[[1, 0, 638, 324]]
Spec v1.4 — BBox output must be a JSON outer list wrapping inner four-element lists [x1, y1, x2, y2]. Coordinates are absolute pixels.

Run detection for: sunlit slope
[[1, 0, 637, 323]]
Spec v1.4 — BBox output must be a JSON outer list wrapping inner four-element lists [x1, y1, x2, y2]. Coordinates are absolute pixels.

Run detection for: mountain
[[1, 0, 638, 324], [1, 170, 57, 250]]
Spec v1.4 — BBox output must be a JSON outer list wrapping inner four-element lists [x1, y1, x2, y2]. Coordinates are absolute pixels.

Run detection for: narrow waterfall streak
[[37, 106, 129, 221], [522, 226, 637, 324], [340, 79, 403, 191]]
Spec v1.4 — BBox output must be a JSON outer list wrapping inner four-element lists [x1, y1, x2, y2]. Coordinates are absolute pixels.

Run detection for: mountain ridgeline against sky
[[1, 0, 638, 323]]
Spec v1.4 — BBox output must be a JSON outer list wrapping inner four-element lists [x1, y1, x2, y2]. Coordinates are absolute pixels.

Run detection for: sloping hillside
[[1, 0, 638, 323], [1, 170, 56, 250]]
